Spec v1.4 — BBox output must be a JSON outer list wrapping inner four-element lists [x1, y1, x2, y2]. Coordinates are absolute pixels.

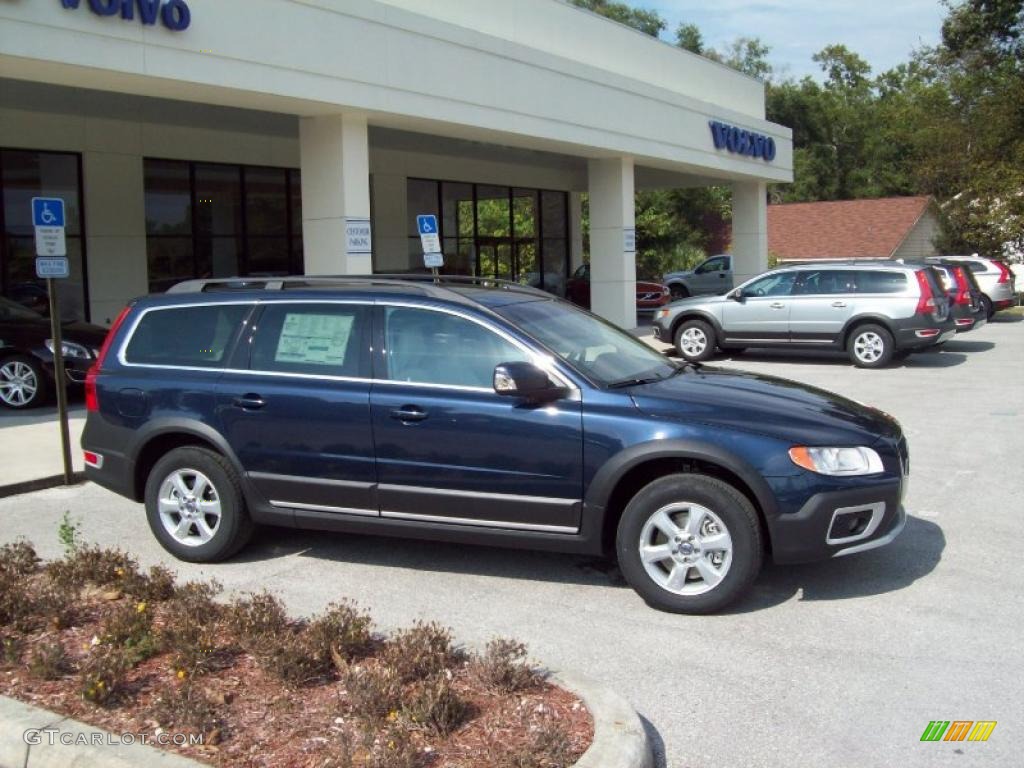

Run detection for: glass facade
[[0, 149, 87, 321], [143, 159, 303, 293], [405, 178, 569, 296]]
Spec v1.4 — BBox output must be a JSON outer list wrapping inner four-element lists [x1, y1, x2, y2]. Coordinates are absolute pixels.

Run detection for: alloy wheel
[[0, 361, 39, 407], [853, 331, 884, 364], [157, 468, 223, 547], [679, 327, 708, 357], [638, 502, 733, 596]]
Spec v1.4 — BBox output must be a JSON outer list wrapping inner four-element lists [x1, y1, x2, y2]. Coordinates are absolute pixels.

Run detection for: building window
[[144, 159, 303, 293], [0, 149, 88, 321], [404, 179, 569, 296]]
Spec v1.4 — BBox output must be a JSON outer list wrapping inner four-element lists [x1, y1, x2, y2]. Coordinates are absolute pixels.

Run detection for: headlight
[[656, 309, 670, 319], [788, 446, 884, 476], [45, 339, 93, 360]]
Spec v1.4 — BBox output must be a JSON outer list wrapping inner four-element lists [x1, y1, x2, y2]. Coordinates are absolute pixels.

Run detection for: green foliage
[[29, 641, 70, 680], [58, 511, 81, 554], [471, 638, 543, 694], [382, 622, 463, 683], [569, 0, 665, 36], [402, 673, 469, 736], [0, 541, 39, 576], [79, 645, 130, 706]]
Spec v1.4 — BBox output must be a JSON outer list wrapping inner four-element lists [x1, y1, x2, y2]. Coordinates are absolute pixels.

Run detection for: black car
[[0, 297, 107, 409], [82, 276, 909, 614]]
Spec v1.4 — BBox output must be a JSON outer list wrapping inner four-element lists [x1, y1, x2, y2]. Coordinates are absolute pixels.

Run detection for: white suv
[[926, 255, 1016, 318]]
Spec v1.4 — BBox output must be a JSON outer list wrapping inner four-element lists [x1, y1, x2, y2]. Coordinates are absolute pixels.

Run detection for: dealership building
[[1, 0, 792, 328]]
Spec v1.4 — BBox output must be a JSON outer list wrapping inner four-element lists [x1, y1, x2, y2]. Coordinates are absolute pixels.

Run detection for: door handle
[[831, 301, 848, 308], [769, 302, 785, 309], [390, 406, 428, 422], [232, 394, 265, 410]]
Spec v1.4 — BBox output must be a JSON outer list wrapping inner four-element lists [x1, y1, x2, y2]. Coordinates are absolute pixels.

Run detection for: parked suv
[[927, 255, 1016, 319], [654, 262, 954, 368], [82, 276, 908, 614], [927, 260, 986, 333], [663, 254, 733, 299]]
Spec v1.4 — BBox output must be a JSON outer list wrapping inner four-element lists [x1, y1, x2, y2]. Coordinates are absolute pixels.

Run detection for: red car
[[566, 264, 670, 312]]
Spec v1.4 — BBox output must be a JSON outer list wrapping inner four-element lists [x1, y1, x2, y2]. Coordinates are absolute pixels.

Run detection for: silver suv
[[663, 254, 732, 299], [653, 262, 955, 368], [925, 255, 1016, 318]]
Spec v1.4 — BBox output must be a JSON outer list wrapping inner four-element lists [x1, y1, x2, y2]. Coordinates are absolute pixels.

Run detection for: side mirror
[[729, 290, 745, 302], [493, 362, 562, 400]]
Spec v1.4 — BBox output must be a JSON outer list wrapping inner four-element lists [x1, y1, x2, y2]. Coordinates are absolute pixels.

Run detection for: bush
[[471, 638, 543, 694], [35, 582, 77, 631], [224, 590, 288, 647], [307, 601, 374, 664], [29, 640, 69, 680], [403, 673, 469, 736], [484, 722, 573, 768], [100, 601, 159, 664], [161, 580, 223, 678], [0, 541, 39, 576], [1, 634, 24, 666], [343, 663, 403, 724], [122, 565, 177, 602], [382, 622, 462, 683], [47, 546, 137, 591], [150, 681, 222, 734], [0, 571, 34, 631], [255, 629, 330, 687], [79, 645, 130, 706]]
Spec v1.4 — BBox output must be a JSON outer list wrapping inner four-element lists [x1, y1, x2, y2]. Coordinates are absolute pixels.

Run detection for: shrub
[[150, 681, 222, 734], [100, 601, 159, 664], [47, 546, 137, 591], [224, 590, 288, 647], [160, 579, 224, 677], [0, 571, 34, 631], [307, 601, 374, 665], [361, 724, 421, 768], [58, 511, 81, 553], [29, 640, 69, 680], [35, 582, 77, 630], [122, 565, 177, 602], [79, 645, 130, 706], [471, 638, 543, 693], [381, 622, 462, 683], [484, 722, 573, 768], [403, 673, 469, 736], [1, 634, 24, 666], [254, 628, 331, 687], [343, 663, 403, 724], [0, 541, 39, 576]]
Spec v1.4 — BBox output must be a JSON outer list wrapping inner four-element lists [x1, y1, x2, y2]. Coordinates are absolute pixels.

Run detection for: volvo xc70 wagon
[[82, 276, 909, 613]]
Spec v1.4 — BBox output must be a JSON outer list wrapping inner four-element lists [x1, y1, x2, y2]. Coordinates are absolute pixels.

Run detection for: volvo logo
[[709, 120, 776, 162], [60, 0, 191, 32]]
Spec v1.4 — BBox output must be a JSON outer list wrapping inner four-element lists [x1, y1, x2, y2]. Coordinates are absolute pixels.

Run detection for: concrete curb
[[1, 672, 652, 768], [555, 671, 655, 768]]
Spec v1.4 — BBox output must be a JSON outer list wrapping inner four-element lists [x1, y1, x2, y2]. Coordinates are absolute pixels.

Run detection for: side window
[[384, 307, 529, 389], [741, 272, 796, 298], [124, 304, 249, 367], [857, 271, 909, 294], [249, 304, 370, 377], [795, 270, 857, 295], [697, 257, 724, 274]]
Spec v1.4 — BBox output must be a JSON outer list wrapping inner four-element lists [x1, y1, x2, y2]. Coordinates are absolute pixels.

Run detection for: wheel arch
[[131, 420, 244, 503], [584, 440, 777, 556], [840, 315, 896, 347], [669, 310, 723, 341]]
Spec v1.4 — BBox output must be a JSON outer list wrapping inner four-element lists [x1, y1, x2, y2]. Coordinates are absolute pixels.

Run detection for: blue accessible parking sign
[[33, 198, 66, 228]]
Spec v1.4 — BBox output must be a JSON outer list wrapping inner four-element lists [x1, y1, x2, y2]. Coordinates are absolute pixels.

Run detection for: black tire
[[616, 473, 763, 614], [673, 318, 717, 362], [0, 355, 48, 409], [669, 284, 689, 300], [144, 446, 254, 563], [847, 324, 894, 368], [980, 295, 994, 320]]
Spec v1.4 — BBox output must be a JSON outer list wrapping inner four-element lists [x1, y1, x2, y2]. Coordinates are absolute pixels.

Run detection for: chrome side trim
[[270, 500, 378, 517], [380, 509, 578, 534], [832, 506, 906, 557], [250, 472, 373, 490], [378, 483, 579, 507], [825, 501, 886, 546]]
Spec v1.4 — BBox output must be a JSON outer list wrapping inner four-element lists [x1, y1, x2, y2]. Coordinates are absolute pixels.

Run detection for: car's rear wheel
[[673, 319, 716, 362], [0, 355, 47, 409], [616, 474, 763, 614], [847, 324, 894, 368], [669, 284, 689, 300], [980, 295, 994, 320], [144, 446, 254, 562]]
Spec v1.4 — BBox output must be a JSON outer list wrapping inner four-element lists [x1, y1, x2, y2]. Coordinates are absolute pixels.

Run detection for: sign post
[[32, 197, 73, 486], [416, 215, 443, 280]]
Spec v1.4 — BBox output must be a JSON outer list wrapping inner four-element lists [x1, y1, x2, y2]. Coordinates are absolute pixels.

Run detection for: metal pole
[[47, 278, 73, 485]]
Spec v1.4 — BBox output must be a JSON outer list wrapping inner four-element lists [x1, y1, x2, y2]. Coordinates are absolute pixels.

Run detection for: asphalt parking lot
[[2, 314, 1021, 767]]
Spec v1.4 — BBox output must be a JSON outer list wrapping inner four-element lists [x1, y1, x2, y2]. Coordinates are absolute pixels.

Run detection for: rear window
[[965, 262, 989, 274], [918, 268, 947, 297], [124, 304, 249, 368], [249, 303, 370, 377], [795, 270, 859, 295], [856, 271, 908, 294]]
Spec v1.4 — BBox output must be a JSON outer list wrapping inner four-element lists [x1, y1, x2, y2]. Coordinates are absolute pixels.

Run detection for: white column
[[587, 157, 636, 328], [299, 114, 372, 275], [731, 181, 768, 286]]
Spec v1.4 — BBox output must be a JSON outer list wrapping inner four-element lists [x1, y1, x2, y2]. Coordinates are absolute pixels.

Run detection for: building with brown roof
[[768, 196, 940, 263]]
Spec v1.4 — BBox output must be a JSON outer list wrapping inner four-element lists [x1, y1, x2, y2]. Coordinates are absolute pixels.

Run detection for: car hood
[[62, 321, 109, 348], [664, 270, 694, 281], [629, 365, 901, 446], [636, 281, 666, 292]]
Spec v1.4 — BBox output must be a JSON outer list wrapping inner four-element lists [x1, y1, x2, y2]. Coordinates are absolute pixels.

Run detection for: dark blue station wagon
[[82, 277, 909, 613]]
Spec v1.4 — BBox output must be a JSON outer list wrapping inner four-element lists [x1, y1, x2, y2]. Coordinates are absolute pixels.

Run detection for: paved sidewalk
[[0, 403, 85, 491]]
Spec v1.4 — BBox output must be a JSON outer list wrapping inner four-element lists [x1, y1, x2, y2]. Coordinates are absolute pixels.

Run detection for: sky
[[645, 0, 948, 80]]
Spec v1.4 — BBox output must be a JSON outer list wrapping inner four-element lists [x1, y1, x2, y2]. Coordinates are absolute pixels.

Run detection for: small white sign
[[423, 252, 444, 269], [623, 228, 636, 253], [32, 197, 67, 257], [416, 214, 442, 254], [345, 218, 372, 255], [36, 257, 70, 279]]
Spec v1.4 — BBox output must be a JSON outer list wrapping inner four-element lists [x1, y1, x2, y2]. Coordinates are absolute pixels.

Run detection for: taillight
[[86, 305, 131, 413], [952, 267, 971, 306], [915, 270, 936, 315], [995, 260, 1012, 284]]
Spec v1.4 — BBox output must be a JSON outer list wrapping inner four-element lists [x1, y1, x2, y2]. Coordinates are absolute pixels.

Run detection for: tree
[[675, 23, 705, 54], [568, 0, 665, 36]]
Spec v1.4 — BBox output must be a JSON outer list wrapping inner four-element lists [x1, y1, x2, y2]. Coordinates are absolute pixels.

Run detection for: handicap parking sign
[[33, 198, 65, 228], [416, 214, 441, 255]]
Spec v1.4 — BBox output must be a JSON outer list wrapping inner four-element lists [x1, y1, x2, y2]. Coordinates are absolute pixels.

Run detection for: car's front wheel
[[0, 355, 47, 409], [616, 473, 763, 614], [673, 319, 716, 362], [847, 324, 894, 368], [669, 284, 689, 300], [144, 446, 254, 562]]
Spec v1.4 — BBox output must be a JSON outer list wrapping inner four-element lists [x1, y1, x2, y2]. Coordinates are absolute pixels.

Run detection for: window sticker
[[275, 313, 353, 366]]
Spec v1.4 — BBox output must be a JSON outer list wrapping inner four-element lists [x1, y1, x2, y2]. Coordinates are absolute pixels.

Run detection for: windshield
[[0, 296, 43, 321], [496, 298, 678, 387]]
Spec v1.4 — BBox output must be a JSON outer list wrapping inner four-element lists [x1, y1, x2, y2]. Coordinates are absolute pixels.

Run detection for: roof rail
[[166, 274, 551, 297]]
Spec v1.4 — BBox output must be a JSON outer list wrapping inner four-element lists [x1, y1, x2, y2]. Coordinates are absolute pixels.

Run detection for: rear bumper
[[891, 317, 957, 350]]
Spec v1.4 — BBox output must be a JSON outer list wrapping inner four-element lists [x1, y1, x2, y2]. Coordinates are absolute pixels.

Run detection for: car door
[[788, 269, 859, 343], [215, 301, 377, 516], [720, 271, 797, 342], [693, 256, 730, 295], [369, 303, 584, 532]]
